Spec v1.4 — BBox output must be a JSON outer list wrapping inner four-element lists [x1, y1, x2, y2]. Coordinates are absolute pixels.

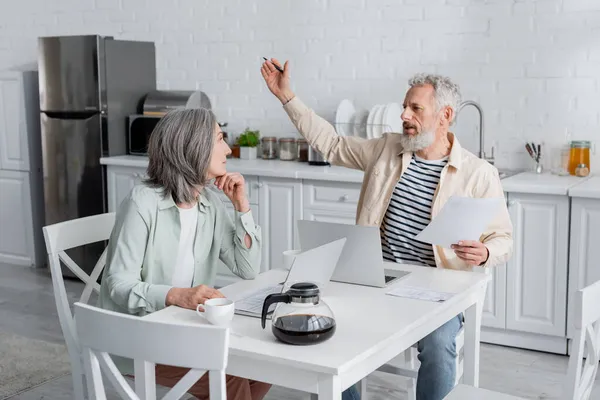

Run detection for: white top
[[500, 172, 588, 195], [100, 155, 365, 183], [172, 205, 198, 288], [144, 265, 490, 375], [568, 175, 600, 199]]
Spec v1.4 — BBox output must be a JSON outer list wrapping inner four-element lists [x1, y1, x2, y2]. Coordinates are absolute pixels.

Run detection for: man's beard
[[399, 129, 436, 152]]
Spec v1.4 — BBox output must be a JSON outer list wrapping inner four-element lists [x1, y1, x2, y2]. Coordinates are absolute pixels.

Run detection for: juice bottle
[[568, 141, 591, 175]]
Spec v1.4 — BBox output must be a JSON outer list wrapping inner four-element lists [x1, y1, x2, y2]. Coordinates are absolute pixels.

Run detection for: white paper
[[414, 196, 504, 249], [386, 285, 454, 302]]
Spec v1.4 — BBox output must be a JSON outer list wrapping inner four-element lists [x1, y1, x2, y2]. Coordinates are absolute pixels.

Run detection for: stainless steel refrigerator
[[38, 35, 156, 276]]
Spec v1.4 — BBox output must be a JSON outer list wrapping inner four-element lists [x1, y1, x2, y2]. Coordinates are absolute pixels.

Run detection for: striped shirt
[[381, 155, 448, 267]]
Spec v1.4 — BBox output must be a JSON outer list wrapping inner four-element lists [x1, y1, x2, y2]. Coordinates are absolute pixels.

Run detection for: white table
[[143, 263, 490, 400]]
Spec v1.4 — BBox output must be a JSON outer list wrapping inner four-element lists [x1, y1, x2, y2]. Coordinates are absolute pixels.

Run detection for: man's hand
[[452, 240, 489, 266], [260, 58, 295, 104], [166, 285, 225, 310]]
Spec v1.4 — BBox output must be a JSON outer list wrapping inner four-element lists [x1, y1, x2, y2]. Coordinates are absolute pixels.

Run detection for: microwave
[[127, 114, 161, 156]]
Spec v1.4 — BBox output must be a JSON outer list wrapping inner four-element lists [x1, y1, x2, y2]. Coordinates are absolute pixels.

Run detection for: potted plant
[[237, 128, 260, 160]]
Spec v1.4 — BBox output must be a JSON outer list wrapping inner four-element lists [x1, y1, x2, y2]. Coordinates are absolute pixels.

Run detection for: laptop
[[233, 237, 347, 318], [297, 220, 410, 288]]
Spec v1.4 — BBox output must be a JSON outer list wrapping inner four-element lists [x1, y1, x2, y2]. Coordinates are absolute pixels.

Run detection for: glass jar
[[261, 137, 278, 159], [568, 141, 591, 176], [279, 138, 297, 161], [576, 163, 590, 177], [296, 139, 309, 162]]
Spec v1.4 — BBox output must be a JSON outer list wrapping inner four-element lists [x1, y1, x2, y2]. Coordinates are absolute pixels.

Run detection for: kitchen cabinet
[[0, 71, 45, 268], [481, 263, 507, 329], [505, 193, 569, 337], [106, 166, 146, 212], [0, 170, 35, 265], [567, 196, 600, 338], [0, 73, 28, 171], [258, 177, 303, 273]]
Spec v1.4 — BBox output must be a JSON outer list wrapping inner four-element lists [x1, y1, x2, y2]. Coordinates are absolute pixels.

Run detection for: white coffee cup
[[195, 298, 235, 327], [282, 249, 301, 270]]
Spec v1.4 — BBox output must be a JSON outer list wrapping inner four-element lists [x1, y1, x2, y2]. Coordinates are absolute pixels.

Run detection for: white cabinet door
[[258, 177, 302, 271], [482, 263, 507, 329], [303, 208, 356, 225], [0, 170, 34, 265], [506, 193, 569, 337], [106, 166, 146, 212], [567, 197, 600, 338], [0, 73, 28, 171]]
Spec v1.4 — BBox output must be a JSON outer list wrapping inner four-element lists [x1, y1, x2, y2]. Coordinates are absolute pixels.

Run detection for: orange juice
[[568, 141, 591, 175]]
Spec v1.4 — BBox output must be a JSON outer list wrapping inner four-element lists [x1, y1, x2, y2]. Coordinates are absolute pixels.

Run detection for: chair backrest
[[564, 279, 600, 400], [42, 213, 116, 399], [74, 303, 229, 400]]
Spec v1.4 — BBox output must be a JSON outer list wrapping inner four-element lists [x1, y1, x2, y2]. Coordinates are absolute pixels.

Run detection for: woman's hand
[[260, 58, 295, 104], [166, 285, 225, 310], [215, 172, 250, 213], [452, 240, 489, 266]]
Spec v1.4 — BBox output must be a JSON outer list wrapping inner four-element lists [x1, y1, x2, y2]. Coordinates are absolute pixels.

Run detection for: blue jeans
[[341, 314, 462, 400]]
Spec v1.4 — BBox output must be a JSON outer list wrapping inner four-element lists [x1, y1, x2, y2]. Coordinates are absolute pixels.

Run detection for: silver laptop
[[233, 237, 347, 318], [297, 220, 410, 288]]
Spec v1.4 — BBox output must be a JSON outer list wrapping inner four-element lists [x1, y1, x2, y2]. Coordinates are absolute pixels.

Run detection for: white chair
[[444, 278, 600, 400], [43, 213, 116, 400], [74, 302, 230, 400]]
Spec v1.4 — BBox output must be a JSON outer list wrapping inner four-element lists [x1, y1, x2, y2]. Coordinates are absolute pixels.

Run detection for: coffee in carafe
[[272, 314, 336, 345], [261, 282, 337, 345]]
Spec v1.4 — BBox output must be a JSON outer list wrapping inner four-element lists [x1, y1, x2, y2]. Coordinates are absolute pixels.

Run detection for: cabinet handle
[[134, 173, 141, 178], [339, 194, 349, 202], [508, 200, 518, 207], [255, 182, 264, 188]]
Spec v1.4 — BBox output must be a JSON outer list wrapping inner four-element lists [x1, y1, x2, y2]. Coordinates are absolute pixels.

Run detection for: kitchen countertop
[[568, 175, 600, 199], [100, 155, 366, 183], [101, 155, 591, 195], [499, 172, 589, 195]]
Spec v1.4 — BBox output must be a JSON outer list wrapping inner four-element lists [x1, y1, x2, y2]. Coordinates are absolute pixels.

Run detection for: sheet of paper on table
[[386, 285, 455, 302], [414, 196, 505, 249]]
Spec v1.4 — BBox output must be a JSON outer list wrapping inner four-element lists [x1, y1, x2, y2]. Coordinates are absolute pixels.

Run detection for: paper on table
[[386, 285, 454, 302], [414, 196, 505, 249]]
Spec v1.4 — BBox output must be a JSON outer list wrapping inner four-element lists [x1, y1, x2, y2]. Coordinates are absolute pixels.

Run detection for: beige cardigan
[[283, 97, 513, 270]]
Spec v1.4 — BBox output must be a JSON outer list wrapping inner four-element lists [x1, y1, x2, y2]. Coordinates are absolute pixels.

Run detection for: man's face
[[399, 84, 439, 151]]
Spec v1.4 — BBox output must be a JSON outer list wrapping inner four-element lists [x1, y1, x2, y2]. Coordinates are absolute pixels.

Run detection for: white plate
[[372, 105, 386, 139], [366, 105, 382, 139], [335, 99, 356, 137], [352, 109, 370, 138], [382, 102, 403, 134]]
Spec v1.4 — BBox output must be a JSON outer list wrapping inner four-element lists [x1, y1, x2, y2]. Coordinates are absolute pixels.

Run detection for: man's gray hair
[[145, 108, 216, 204], [408, 73, 462, 124]]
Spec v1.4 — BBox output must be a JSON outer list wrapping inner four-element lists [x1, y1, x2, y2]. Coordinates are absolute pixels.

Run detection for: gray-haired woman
[[99, 108, 271, 400]]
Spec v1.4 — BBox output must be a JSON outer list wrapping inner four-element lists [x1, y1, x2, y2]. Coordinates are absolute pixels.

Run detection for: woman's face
[[206, 123, 231, 179]]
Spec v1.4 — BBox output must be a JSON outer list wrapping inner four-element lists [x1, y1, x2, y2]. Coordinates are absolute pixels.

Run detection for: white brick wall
[[1, 0, 599, 170]]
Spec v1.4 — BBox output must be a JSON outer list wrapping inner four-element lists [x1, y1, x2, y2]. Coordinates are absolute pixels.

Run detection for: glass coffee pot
[[261, 282, 336, 345]]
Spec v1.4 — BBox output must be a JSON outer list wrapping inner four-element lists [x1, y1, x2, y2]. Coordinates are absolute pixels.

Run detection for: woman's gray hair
[[145, 108, 216, 204], [408, 73, 462, 125]]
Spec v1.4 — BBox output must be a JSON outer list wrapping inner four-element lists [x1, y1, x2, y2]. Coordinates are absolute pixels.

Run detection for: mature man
[[261, 59, 513, 400]]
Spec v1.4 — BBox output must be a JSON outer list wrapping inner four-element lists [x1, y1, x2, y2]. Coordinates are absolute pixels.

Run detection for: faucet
[[457, 100, 495, 165]]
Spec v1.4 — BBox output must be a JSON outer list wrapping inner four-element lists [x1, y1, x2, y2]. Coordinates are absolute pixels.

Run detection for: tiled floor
[[1, 263, 598, 400]]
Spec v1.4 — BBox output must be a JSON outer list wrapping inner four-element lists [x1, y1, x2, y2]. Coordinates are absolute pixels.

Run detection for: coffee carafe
[[261, 282, 336, 345]]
